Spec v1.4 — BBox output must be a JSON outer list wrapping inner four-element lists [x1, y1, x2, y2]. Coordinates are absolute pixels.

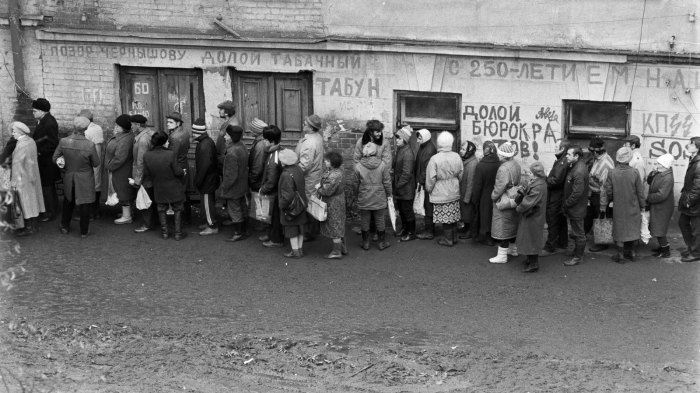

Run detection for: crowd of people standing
[[3, 97, 700, 271]]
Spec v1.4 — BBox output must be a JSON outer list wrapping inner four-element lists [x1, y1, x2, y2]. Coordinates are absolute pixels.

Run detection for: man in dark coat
[[32, 98, 60, 221], [541, 140, 571, 255], [679, 137, 700, 262], [562, 145, 590, 266], [166, 112, 192, 223], [192, 118, 220, 236], [221, 125, 250, 242], [471, 141, 500, 246], [131, 114, 156, 233], [393, 126, 416, 241], [415, 129, 438, 239], [248, 118, 270, 193]]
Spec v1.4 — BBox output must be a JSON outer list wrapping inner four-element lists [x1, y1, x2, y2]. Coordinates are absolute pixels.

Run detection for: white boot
[[489, 247, 509, 264], [114, 205, 133, 224], [507, 243, 518, 256]]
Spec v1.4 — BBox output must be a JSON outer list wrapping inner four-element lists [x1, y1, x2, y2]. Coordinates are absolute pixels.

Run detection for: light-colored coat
[[132, 127, 155, 187], [353, 155, 392, 210], [11, 136, 45, 219], [491, 159, 521, 240], [515, 177, 547, 255], [425, 150, 463, 204], [84, 121, 104, 191], [53, 134, 99, 205], [602, 164, 645, 242], [647, 167, 674, 237], [295, 132, 324, 198]]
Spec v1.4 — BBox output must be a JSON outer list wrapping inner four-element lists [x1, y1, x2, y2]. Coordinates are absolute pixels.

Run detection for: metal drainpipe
[[8, 0, 34, 124]]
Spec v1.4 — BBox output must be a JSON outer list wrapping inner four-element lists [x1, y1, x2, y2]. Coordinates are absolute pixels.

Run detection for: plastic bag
[[593, 217, 614, 245], [250, 192, 272, 223], [641, 211, 651, 244], [135, 185, 152, 210], [413, 186, 425, 216], [105, 173, 119, 206], [387, 197, 397, 231]]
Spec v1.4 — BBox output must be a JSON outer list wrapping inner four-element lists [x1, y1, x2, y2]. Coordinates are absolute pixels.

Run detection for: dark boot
[[174, 211, 187, 241], [564, 242, 585, 266], [325, 242, 343, 259], [438, 224, 454, 247], [400, 221, 417, 242], [377, 231, 390, 250], [227, 223, 246, 242], [657, 245, 671, 258], [158, 211, 169, 239], [622, 243, 636, 262], [16, 218, 36, 236], [417, 219, 434, 240], [361, 231, 370, 250], [340, 237, 349, 255], [458, 224, 473, 239], [523, 255, 539, 272]]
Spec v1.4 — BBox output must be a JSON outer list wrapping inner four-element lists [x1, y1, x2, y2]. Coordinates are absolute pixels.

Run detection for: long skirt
[[434, 200, 460, 224]]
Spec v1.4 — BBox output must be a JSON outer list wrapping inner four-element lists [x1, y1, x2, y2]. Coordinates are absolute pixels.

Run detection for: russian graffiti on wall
[[201, 51, 261, 65], [642, 110, 699, 160], [316, 77, 380, 98], [82, 88, 103, 105], [48, 45, 187, 60], [463, 104, 559, 160]]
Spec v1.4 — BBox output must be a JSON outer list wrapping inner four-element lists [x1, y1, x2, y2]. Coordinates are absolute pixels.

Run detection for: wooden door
[[234, 73, 271, 131], [120, 68, 159, 129], [274, 75, 311, 141]]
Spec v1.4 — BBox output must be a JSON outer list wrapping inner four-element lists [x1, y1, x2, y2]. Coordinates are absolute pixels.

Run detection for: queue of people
[[3, 97, 700, 269]]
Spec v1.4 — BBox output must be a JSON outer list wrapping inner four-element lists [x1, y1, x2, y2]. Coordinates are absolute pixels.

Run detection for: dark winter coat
[[259, 144, 282, 196], [647, 167, 675, 237], [472, 153, 500, 235], [460, 155, 478, 204], [194, 134, 219, 194], [491, 159, 521, 240], [516, 177, 548, 255], [33, 112, 60, 185], [415, 141, 437, 186], [248, 136, 270, 192], [679, 154, 700, 217], [103, 131, 135, 202], [393, 144, 415, 200], [563, 159, 589, 220], [220, 141, 249, 200], [601, 164, 645, 242], [143, 147, 185, 204], [353, 155, 392, 210], [53, 134, 99, 205], [278, 164, 308, 226], [169, 127, 191, 191], [546, 152, 569, 203]]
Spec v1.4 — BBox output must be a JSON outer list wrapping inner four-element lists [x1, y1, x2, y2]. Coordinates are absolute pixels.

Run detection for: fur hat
[[304, 114, 322, 131], [497, 142, 516, 158], [656, 153, 674, 169], [115, 114, 132, 131], [250, 118, 268, 135], [362, 142, 378, 157], [79, 109, 94, 121], [436, 131, 453, 151], [192, 118, 207, 134], [32, 98, 51, 112], [166, 112, 183, 124], [616, 146, 632, 164], [530, 162, 546, 178], [417, 129, 431, 143], [11, 121, 30, 135], [278, 149, 298, 166], [396, 126, 412, 144], [483, 141, 496, 156], [130, 114, 147, 124]]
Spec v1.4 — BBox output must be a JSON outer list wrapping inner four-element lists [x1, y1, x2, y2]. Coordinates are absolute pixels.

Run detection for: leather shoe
[[262, 240, 283, 248], [681, 254, 700, 263], [134, 225, 151, 233]]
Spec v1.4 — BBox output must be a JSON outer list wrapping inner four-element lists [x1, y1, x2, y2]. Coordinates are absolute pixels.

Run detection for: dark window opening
[[564, 100, 630, 138]]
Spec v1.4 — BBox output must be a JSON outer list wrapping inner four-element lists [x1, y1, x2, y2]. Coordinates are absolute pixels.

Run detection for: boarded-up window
[[564, 100, 630, 137]]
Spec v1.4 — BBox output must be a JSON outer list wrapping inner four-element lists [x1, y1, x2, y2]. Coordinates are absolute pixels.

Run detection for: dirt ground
[[0, 213, 698, 392]]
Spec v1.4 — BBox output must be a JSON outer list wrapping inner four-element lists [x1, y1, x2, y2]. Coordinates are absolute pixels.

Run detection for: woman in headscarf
[[471, 141, 500, 245], [10, 121, 45, 236], [278, 149, 308, 258], [489, 142, 521, 263], [515, 162, 548, 272], [414, 129, 437, 239], [647, 153, 675, 258], [601, 146, 645, 263], [425, 132, 463, 246], [392, 126, 416, 241], [458, 140, 478, 239], [103, 114, 135, 224]]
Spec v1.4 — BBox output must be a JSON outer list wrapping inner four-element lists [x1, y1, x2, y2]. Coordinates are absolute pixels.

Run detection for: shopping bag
[[105, 173, 119, 206], [413, 186, 425, 216], [135, 185, 152, 210], [640, 211, 651, 244], [592, 217, 614, 245], [0, 166, 10, 191], [387, 197, 397, 231], [0, 189, 23, 229], [307, 194, 327, 222], [251, 192, 272, 224]]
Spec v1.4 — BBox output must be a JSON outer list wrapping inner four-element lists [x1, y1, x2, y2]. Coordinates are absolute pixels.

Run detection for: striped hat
[[192, 118, 207, 134], [250, 118, 268, 135], [497, 142, 516, 158]]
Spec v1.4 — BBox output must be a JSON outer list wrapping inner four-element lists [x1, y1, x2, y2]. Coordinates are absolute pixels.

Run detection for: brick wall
[[0, 29, 16, 145], [37, 0, 324, 37]]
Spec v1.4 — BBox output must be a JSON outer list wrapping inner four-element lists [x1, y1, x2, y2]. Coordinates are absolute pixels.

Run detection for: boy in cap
[[32, 98, 60, 221], [131, 114, 156, 232], [192, 118, 220, 235]]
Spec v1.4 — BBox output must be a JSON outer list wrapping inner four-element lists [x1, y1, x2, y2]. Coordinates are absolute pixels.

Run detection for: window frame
[[395, 90, 461, 132], [563, 99, 631, 139]]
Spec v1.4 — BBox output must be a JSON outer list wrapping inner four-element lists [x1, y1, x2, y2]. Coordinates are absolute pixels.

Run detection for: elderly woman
[[515, 162, 548, 273], [316, 151, 347, 259], [393, 126, 416, 241], [53, 116, 100, 237], [10, 122, 45, 236], [459, 141, 478, 239], [489, 142, 521, 263], [472, 141, 500, 246], [647, 153, 675, 258], [425, 132, 463, 247], [143, 132, 186, 240], [278, 149, 308, 258], [354, 143, 392, 251], [259, 125, 284, 248], [601, 147, 645, 263], [103, 114, 135, 224]]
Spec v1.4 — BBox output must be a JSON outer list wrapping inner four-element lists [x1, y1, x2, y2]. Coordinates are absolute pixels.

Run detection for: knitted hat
[[436, 131, 453, 151], [130, 114, 147, 124], [11, 121, 30, 135], [250, 118, 268, 135], [362, 142, 378, 157], [656, 153, 674, 169], [497, 142, 516, 157], [278, 149, 298, 166], [304, 114, 322, 131], [217, 100, 236, 114], [396, 126, 412, 143], [616, 146, 632, 164], [417, 129, 431, 143], [166, 112, 183, 124], [115, 114, 132, 131], [192, 118, 207, 134], [225, 125, 243, 143], [530, 162, 546, 178], [32, 98, 51, 112], [79, 109, 94, 121]]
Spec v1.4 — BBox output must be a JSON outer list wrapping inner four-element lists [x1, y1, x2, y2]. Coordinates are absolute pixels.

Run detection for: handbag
[[413, 185, 425, 216], [283, 173, 307, 220], [592, 217, 614, 245], [1, 189, 24, 229], [135, 185, 152, 210], [307, 194, 327, 221], [495, 168, 519, 210]]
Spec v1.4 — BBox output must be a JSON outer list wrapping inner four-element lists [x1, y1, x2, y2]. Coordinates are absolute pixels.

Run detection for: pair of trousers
[[545, 195, 568, 249], [61, 183, 90, 235], [679, 213, 700, 257], [42, 184, 58, 217], [137, 187, 156, 227], [569, 218, 586, 244], [395, 199, 415, 228], [157, 201, 184, 212], [268, 196, 284, 243], [360, 209, 386, 232], [200, 192, 217, 228]]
